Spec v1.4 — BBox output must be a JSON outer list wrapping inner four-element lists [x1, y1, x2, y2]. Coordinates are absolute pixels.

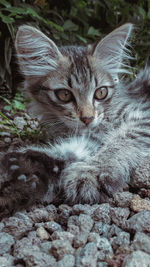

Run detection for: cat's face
[[15, 24, 133, 131]]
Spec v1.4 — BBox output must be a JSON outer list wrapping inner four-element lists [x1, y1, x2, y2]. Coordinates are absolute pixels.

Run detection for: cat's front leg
[[0, 147, 64, 212]]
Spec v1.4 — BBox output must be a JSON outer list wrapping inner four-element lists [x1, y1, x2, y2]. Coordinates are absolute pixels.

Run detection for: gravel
[[0, 199, 150, 267]]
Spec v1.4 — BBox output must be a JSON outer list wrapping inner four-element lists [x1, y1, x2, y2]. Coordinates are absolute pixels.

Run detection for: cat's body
[[1, 23, 150, 212]]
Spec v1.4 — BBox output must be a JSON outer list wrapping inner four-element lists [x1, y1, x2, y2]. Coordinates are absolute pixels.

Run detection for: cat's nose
[[80, 116, 94, 125]]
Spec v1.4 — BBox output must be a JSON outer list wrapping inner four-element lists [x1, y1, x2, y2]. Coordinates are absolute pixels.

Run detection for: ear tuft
[[15, 25, 62, 77], [91, 23, 134, 76]]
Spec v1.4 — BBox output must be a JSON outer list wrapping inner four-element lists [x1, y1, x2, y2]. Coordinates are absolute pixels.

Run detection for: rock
[[67, 224, 80, 236], [88, 232, 101, 245], [130, 195, 150, 212], [28, 207, 52, 223], [51, 240, 74, 260], [122, 250, 150, 267], [36, 226, 50, 240], [58, 205, 72, 226], [44, 221, 62, 234], [92, 222, 111, 237], [14, 116, 27, 130], [56, 254, 75, 267], [107, 224, 122, 238], [0, 223, 4, 231], [0, 255, 14, 267], [51, 231, 74, 243], [110, 207, 130, 228], [126, 210, 150, 233], [92, 203, 111, 224], [0, 232, 15, 255], [71, 204, 92, 215], [76, 242, 98, 267], [40, 241, 52, 254], [73, 231, 88, 248], [68, 214, 94, 233], [4, 137, 11, 143], [111, 231, 130, 251], [97, 237, 113, 261], [132, 232, 150, 254], [3, 216, 32, 239], [97, 263, 108, 267], [14, 237, 56, 267], [113, 192, 133, 208]]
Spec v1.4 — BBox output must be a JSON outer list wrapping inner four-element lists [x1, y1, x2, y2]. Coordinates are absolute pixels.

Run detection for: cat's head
[[15, 23, 133, 132]]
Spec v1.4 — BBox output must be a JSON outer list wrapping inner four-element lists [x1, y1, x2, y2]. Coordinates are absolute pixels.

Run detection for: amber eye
[[55, 89, 73, 103], [94, 87, 108, 100]]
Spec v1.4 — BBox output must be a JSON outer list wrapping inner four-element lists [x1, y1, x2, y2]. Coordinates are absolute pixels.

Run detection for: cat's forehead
[[59, 46, 112, 88]]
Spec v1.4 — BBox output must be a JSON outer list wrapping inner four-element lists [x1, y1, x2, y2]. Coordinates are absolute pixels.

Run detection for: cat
[[1, 23, 150, 213]]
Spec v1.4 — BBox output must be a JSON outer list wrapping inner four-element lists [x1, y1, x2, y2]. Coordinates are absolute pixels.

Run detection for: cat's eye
[[94, 86, 108, 100], [55, 89, 73, 103]]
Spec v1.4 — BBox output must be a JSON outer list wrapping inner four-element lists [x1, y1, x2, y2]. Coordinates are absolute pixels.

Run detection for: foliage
[[0, 0, 150, 93], [0, 92, 42, 140]]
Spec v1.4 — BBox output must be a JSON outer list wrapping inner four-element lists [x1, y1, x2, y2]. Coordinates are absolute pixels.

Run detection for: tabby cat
[[1, 23, 150, 211]]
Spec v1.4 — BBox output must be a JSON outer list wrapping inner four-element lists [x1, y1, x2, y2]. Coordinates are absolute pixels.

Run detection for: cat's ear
[[15, 25, 63, 77], [90, 23, 133, 76]]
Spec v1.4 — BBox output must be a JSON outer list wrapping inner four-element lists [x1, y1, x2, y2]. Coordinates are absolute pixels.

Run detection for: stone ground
[[0, 101, 150, 267]]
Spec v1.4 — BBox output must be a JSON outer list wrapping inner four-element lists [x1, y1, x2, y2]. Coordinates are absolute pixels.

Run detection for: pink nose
[[80, 116, 94, 125]]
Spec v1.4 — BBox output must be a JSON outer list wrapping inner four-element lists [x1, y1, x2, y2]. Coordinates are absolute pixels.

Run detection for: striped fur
[[2, 23, 150, 209]]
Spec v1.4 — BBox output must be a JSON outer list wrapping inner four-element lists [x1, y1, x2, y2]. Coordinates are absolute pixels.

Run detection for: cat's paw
[[0, 149, 64, 212], [98, 163, 128, 197], [59, 162, 104, 204]]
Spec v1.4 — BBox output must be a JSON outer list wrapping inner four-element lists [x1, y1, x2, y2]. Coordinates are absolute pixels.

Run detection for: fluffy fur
[[1, 23, 150, 213]]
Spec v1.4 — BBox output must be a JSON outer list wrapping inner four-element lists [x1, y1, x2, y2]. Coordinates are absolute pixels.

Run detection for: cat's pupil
[[55, 89, 73, 103], [94, 87, 108, 100]]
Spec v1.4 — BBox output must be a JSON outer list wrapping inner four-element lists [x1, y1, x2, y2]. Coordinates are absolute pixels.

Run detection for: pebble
[[14, 116, 27, 130], [0, 255, 14, 267], [44, 221, 62, 234], [92, 203, 111, 224], [73, 231, 88, 248], [110, 207, 130, 228], [111, 231, 130, 251], [76, 242, 98, 267], [0, 232, 15, 255], [92, 222, 111, 237], [122, 250, 150, 267], [51, 231, 74, 243], [3, 216, 32, 239], [4, 137, 11, 143], [56, 254, 75, 267], [68, 214, 94, 233], [132, 232, 150, 254], [51, 240, 74, 260], [36, 226, 50, 240], [126, 210, 150, 233], [97, 237, 113, 261], [130, 195, 150, 212], [113, 192, 133, 208]]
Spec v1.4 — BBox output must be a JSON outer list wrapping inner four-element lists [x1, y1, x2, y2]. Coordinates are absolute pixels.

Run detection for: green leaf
[[0, 0, 11, 8], [13, 100, 25, 110], [76, 34, 87, 43], [63, 20, 79, 31], [87, 26, 100, 37], [4, 105, 12, 111], [0, 11, 14, 23]]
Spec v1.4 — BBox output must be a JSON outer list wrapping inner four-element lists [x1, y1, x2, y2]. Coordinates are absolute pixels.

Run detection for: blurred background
[[0, 0, 150, 96]]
